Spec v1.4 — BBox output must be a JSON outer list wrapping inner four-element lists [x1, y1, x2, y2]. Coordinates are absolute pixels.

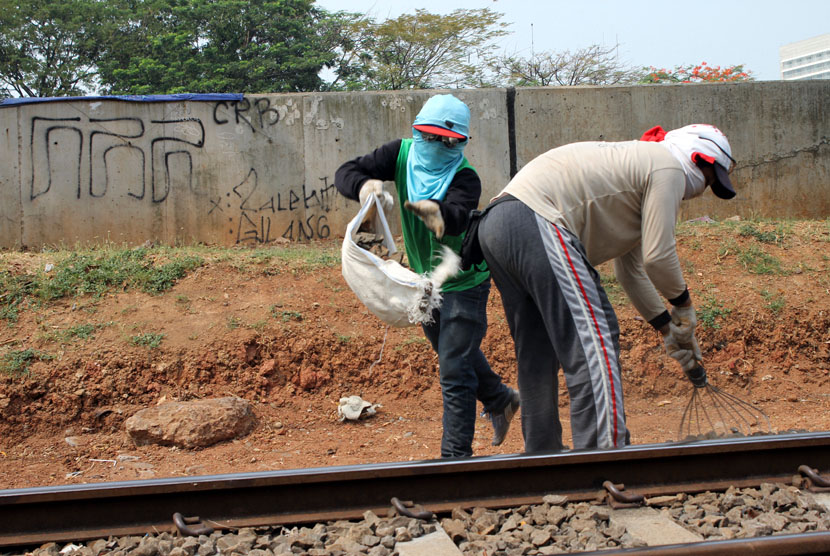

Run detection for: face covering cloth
[[641, 124, 732, 200], [406, 95, 470, 202]]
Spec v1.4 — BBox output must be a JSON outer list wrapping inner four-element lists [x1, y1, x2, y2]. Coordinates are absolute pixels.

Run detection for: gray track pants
[[478, 198, 630, 452]]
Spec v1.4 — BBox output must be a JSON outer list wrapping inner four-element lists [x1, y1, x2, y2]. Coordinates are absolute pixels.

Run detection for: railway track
[[1, 431, 829, 553]]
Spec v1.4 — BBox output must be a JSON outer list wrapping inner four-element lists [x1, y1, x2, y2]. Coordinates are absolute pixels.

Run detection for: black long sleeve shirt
[[333, 139, 481, 237]]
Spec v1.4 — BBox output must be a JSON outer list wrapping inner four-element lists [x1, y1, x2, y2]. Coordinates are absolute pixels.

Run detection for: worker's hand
[[669, 304, 697, 345], [359, 179, 394, 210], [404, 200, 445, 239], [664, 331, 703, 373]]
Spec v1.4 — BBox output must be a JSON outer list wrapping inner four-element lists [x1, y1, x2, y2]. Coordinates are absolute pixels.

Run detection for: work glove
[[669, 305, 697, 346], [404, 200, 445, 239], [358, 179, 394, 210], [664, 331, 706, 387]]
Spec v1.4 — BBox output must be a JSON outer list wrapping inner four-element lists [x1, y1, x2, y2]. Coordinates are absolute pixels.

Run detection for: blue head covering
[[406, 95, 470, 202]]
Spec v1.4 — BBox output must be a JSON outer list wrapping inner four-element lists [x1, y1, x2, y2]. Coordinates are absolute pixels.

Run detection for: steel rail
[[580, 531, 830, 555], [0, 432, 828, 548]]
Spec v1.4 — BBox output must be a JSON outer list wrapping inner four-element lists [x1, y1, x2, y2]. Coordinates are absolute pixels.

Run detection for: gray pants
[[478, 198, 629, 452]]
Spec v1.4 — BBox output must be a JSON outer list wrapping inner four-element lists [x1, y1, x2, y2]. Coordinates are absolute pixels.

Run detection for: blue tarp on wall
[[0, 93, 243, 107]]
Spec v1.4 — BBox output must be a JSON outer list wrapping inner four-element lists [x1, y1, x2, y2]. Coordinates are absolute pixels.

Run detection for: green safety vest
[[394, 139, 489, 292]]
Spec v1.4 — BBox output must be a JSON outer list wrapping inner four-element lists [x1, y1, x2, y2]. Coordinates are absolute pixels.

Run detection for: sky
[[315, 0, 830, 82]]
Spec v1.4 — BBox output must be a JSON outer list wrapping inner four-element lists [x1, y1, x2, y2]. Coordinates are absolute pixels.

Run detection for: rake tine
[[678, 387, 701, 440], [677, 373, 772, 442], [696, 386, 724, 436], [677, 386, 695, 440], [703, 385, 738, 436], [709, 384, 772, 434], [706, 386, 752, 435]]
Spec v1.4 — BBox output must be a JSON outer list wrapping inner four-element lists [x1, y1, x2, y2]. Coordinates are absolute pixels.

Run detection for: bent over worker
[[334, 94, 520, 458], [477, 124, 737, 453]]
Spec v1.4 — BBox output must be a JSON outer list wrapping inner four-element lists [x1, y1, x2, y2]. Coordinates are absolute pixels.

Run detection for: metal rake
[[678, 367, 772, 442]]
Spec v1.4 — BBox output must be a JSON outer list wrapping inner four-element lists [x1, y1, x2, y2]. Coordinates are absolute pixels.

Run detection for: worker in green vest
[[334, 94, 519, 458]]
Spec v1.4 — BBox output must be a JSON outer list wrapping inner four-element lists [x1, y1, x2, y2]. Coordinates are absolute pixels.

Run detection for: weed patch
[[0, 271, 36, 323], [395, 336, 428, 350], [737, 222, 789, 246], [737, 245, 784, 275], [41, 322, 107, 343], [0, 349, 53, 376], [130, 332, 165, 348], [760, 290, 786, 314], [0, 248, 203, 323], [43, 248, 203, 298], [271, 306, 303, 322], [698, 295, 732, 330]]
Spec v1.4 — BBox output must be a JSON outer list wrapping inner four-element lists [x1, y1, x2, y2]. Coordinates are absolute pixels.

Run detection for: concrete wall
[[0, 81, 827, 249], [513, 81, 830, 221]]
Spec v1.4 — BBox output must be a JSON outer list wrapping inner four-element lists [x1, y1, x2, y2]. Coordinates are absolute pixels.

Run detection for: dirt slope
[[0, 219, 828, 490]]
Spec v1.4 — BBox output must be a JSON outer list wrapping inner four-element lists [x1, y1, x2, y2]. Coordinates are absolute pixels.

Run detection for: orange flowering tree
[[640, 62, 753, 83]]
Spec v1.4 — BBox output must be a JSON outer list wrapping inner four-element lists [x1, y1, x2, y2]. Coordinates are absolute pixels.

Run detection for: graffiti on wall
[[29, 115, 204, 203], [208, 169, 336, 244], [211, 96, 335, 244], [23, 96, 338, 244], [212, 96, 283, 132]]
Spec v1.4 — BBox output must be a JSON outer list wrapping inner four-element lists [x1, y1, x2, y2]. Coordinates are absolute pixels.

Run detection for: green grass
[[0, 349, 53, 376], [821, 219, 830, 242], [697, 294, 732, 330], [675, 218, 713, 238], [716, 237, 739, 260], [760, 289, 786, 314], [129, 332, 165, 348], [246, 251, 275, 265], [0, 246, 204, 324], [270, 305, 303, 322], [41, 248, 203, 298], [214, 244, 340, 275], [737, 244, 784, 275], [40, 322, 109, 343], [0, 243, 339, 326], [0, 271, 36, 323], [395, 336, 428, 351], [64, 323, 98, 339], [737, 221, 790, 246], [267, 246, 340, 271]]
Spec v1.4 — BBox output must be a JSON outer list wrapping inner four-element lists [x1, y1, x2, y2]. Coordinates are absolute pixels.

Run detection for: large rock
[[126, 396, 255, 448]]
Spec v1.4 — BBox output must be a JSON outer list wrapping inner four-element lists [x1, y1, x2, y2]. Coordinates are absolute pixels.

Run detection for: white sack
[[341, 193, 460, 327]]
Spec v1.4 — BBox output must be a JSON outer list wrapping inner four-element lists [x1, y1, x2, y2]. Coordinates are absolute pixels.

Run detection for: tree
[[196, 0, 335, 93], [640, 62, 753, 84], [488, 44, 645, 87], [315, 10, 376, 91], [94, 0, 201, 95], [0, 0, 106, 97], [333, 8, 508, 90], [97, 0, 337, 95]]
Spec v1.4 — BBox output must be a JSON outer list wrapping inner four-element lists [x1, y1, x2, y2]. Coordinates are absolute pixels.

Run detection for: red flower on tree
[[641, 62, 752, 84]]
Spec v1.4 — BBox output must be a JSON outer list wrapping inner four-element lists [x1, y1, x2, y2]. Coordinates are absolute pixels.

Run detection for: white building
[[780, 33, 830, 80]]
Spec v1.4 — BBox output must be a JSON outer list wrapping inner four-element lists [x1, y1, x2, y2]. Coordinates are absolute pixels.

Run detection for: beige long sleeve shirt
[[501, 140, 687, 323]]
